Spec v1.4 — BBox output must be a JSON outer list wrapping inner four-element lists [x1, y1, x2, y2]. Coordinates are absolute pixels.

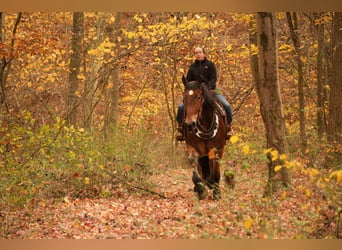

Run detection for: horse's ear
[[182, 75, 187, 86]]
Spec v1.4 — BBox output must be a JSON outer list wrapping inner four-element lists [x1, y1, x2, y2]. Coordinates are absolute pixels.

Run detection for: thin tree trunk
[[104, 13, 122, 137], [314, 12, 327, 138], [83, 13, 107, 129], [286, 12, 307, 150], [0, 12, 22, 115], [0, 12, 6, 114], [327, 12, 342, 165], [255, 12, 290, 196], [66, 12, 84, 125]]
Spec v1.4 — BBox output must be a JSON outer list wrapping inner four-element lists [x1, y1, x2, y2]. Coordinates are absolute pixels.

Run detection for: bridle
[[184, 86, 220, 140]]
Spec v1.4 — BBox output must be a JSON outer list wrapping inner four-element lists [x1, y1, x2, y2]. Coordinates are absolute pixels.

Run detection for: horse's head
[[182, 76, 205, 126]]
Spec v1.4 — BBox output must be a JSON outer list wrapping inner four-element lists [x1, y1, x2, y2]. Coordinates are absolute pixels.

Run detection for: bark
[[66, 12, 84, 125], [104, 13, 122, 137], [314, 12, 327, 138], [0, 12, 22, 115], [255, 12, 290, 196], [327, 12, 342, 165], [82, 13, 108, 129], [0, 12, 6, 114], [286, 12, 307, 150]]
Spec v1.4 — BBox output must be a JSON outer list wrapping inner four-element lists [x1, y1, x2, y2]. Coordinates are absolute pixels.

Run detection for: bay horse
[[181, 76, 227, 200]]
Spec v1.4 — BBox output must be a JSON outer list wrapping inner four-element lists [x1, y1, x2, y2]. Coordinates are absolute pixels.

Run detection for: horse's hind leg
[[212, 183, 221, 200], [209, 158, 221, 200]]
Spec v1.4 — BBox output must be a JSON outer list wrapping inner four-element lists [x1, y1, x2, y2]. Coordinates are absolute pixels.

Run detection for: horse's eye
[[197, 96, 202, 101]]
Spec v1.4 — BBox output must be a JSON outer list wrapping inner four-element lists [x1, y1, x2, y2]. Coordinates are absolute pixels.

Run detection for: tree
[[66, 12, 84, 125], [254, 12, 290, 196], [82, 13, 108, 129], [327, 12, 342, 165], [0, 12, 22, 116], [103, 13, 122, 136], [314, 12, 328, 138], [286, 12, 307, 150]]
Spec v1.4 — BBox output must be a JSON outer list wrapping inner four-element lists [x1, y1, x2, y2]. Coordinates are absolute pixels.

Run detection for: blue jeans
[[176, 94, 233, 124], [215, 93, 233, 123]]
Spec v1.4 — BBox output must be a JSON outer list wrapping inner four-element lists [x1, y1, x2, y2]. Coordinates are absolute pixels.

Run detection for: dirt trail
[[6, 163, 325, 239]]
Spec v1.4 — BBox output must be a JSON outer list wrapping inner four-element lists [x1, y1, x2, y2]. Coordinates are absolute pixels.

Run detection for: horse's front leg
[[192, 167, 208, 200]]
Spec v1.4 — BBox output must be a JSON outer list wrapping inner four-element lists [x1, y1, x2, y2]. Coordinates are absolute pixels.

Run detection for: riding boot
[[176, 127, 185, 141], [226, 123, 233, 140]]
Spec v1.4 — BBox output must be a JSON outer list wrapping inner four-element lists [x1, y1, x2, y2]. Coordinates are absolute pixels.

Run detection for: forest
[[0, 12, 341, 239]]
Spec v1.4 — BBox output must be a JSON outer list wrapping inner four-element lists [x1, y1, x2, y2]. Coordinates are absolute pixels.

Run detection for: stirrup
[[226, 130, 233, 140], [176, 128, 185, 141]]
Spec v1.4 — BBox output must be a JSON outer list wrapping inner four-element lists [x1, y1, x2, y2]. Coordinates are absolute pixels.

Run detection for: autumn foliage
[[0, 12, 341, 239]]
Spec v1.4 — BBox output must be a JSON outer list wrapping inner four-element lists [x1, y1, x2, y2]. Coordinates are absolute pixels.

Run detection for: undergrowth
[[0, 111, 155, 236], [0, 111, 340, 238]]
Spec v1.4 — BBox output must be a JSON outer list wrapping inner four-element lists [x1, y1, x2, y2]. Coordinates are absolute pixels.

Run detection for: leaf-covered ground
[[4, 159, 335, 239]]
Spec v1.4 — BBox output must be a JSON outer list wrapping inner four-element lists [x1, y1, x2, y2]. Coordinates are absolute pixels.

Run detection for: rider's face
[[194, 47, 205, 61]]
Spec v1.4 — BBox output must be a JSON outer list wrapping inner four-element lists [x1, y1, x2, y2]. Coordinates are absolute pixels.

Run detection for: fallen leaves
[[3, 164, 337, 239]]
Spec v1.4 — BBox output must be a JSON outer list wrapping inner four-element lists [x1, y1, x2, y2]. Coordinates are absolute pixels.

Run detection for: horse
[[180, 76, 228, 200]]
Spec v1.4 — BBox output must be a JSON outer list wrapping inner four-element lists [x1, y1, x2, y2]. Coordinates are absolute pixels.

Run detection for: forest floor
[[3, 151, 336, 239]]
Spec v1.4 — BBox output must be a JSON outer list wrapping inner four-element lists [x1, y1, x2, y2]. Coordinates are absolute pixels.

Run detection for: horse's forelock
[[185, 81, 200, 90], [184, 81, 216, 107]]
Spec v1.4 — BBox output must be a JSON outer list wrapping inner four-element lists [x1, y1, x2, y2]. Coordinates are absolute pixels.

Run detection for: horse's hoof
[[213, 187, 221, 200], [198, 192, 208, 200], [194, 182, 207, 200]]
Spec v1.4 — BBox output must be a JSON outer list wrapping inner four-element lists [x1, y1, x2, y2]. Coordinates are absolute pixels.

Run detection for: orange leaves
[[208, 148, 217, 160]]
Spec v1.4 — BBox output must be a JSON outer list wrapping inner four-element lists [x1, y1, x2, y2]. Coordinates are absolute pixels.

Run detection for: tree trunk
[[0, 12, 6, 114], [327, 12, 342, 165], [314, 12, 327, 138], [0, 12, 22, 115], [82, 13, 107, 129], [255, 12, 290, 196], [66, 12, 84, 125], [104, 13, 122, 137], [286, 12, 307, 150]]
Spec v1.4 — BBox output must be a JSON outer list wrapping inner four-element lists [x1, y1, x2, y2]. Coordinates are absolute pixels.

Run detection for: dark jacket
[[186, 57, 217, 90]]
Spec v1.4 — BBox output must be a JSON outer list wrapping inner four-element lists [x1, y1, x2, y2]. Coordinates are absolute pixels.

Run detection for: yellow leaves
[[263, 148, 272, 154], [274, 165, 283, 172], [241, 145, 249, 155], [305, 189, 312, 197], [329, 170, 342, 184], [229, 135, 239, 144], [279, 43, 293, 52], [133, 15, 143, 23], [301, 204, 309, 211], [84, 177, 90, 185], [279, 154, 287, 161], [226, 44, 233, 52], [244, 218, 254, 230], [249, 44, 258, 55], [270, 150, 278, 161], [304, 168, 320, 180], [88, 37, 115, 57], [281, 191, 287, 200], [106, 83, 114, 89]]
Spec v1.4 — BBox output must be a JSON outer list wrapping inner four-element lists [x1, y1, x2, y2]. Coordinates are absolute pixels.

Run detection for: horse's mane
[[185, 81, 216, 108]]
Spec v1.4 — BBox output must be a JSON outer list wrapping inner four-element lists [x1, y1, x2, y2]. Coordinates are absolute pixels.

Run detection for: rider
[[176, 46, 233, 141]]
